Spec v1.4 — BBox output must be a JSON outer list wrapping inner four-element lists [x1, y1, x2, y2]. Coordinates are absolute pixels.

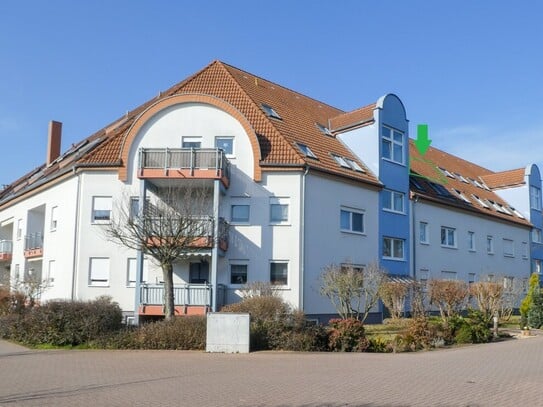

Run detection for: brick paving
[[1, 335, 542, 406]]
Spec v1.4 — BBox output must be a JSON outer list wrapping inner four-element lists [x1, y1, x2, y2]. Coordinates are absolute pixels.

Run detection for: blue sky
[[1, 1, 542, 187]]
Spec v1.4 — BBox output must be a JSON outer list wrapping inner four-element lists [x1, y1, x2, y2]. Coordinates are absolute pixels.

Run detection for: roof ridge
[[218, 61, 306, 165]]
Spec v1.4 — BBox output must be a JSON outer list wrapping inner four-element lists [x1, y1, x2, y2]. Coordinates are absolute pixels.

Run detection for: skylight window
[[471, 194, 490, 208], [453, 189, 471, 204], [261, 104, 282, 120], [410, 178, 425, 191], [454, 173, 470, 183], [438, 167, 455, 178], [332, 154, 351, 169], [297, 143, 318, 159], [510, 206, 525, 219], [429, 183, 451, 197], [344, 158, 365, 172], [469, 178, 484, 189], [316, 123, 333, 136]]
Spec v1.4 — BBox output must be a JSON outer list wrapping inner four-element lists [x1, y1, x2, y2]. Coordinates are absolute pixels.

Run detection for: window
[[47, 260, 56, 285], [383, 237, 404, 260], [511, 206, 525, 219], [468, 231, 476, 251], [297, 143, 317, 159], [343, 158, 365, 172], [14, 264, 20, 281], [215, 137, 234, 155], [530, 186, 542, 210], [270, 198, 289, 224], [441, 270, 457, 280], [522, 242, 529, 259], [270, 262, 288, 285], [16, 219, 22, 240], [383, 190, 404, 213], [487, 235, 494, 254], [532, 228, 542, 244], [534, 259, 542, 274], [453, 189, 471, 204], [438, 167, 455, 178], [503, 239, 514, 257], [50, 206, 58, 231], [92, 196, 112, 223], [89, 257, 109, 286], [340, 263, 364, 273], [182, 137, 201, 149], [429, 182, 451, 197], [231, 204, 250, 223], [410, 177, 425, 191], [127, 258, 137, 286], [503, 276, 514, 290], [230, 264, 248, 285], [316, 123, 333, 136], [332, 154, 351, 169], [340, 208, 364, 234], [261, 104, 282, 120], [440, 226, 457, 248], [471, 194, 490, 208], [419, 269, 429, 291], [381, 126, 404, 164], [419, 222, 429, 244], [468, 273, 476, 285]]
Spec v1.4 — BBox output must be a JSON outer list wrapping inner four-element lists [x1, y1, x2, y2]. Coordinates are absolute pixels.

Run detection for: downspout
[[299, 165, 309, 311], [70, 170, 82, 300], [411, 193, 418, 280]]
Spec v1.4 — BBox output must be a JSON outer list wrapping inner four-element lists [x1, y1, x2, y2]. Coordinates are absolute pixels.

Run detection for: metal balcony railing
[[138, 148, 231, 182], [140, 283, 226, 309]]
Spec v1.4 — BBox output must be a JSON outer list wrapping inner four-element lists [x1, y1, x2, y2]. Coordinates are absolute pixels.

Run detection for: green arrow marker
[[415, 124, 431, 156]]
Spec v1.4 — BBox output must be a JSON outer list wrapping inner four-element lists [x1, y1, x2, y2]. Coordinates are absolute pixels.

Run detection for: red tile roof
[[409, 141, 530, 227], [481, 168, 525, 189], [329, 103, 376, 132]]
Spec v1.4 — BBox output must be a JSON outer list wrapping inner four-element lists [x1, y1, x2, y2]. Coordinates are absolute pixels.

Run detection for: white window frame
[[419, 222, 429, 244], [468, 231, 476, 252], [441, 270, 457, 280], [230, 262, 248, 285], [16, 219, 22, 240], [534, 259, 542, 274], [91, 196, 112, 224], [503, 238, 515, 258], [270, 198, 289, 225], [50, 206, 58, 231], [530, 186, 542, 210], [440, 226, 457, 248], [270, 261, 288, 286], [89, 257, 110, 287], [47, 260, 56, 285], [418, 268, 429, 291], [127, 258, 137, 287], [487, 235, 494, 254], [297, 143, 318, 159], [532, 228, 543, 244], [383, 237, 405, 260], [383, 189, 405, 214], [381, 126, 404, 164], [261, 104, 281, 120], [215, 136, 234, 156], [340, 207, 365, 235], [522, 242, 529, 259]]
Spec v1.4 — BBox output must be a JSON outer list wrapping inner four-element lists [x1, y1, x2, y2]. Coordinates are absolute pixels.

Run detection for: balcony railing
[[138, 148, 231, 187], [143, 216, 229, 251], [24, 233, 43, 258], [0, 240, 12, 261], [139, 283, 226, 315]]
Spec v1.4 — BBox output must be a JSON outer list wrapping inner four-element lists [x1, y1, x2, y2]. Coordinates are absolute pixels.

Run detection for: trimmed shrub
[[528, 289, 543, 329], [327, 318, 368, 352], [396, 317, 438, 351], [367, 336, 391, 353], [278, 311, 329, 352], [131, 316, 206, 350]]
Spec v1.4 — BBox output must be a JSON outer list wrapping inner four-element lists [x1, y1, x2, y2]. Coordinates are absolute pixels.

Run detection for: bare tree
[[469, 281, 504, 323], [320, 262, 386, 322], [379, 280, 410, 319], [500, 277, 525, 321], [428, 279, 469, 321], [238, 281, 279, 299], [106, 184, 215, 320]]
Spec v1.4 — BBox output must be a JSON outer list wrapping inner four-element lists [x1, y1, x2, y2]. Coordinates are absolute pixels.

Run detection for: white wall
[[413, 200, 531, 282]]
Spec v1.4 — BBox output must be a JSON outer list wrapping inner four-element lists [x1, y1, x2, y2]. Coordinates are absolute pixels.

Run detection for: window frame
[[270, 198, 289, 225], [419, 221, 429, 244], [230, 262, 248, 285], [530, 186, 542, 210], [503, 238, 515, 258], [270, 261, 288, 286], [383, 237, 405, 260], [16, 219, 22, 240], [91, 196, 112, 224], [340, 207, 365, 235], [89, 257, 110, 287], [383, 189, 405, 214], [468, 231, 476, 252], [215, 136, 234, 156], [181, 136, 202, 149], [487, 235, 494, 254], [532, 228, 543, 244], [261, 104, 282, 120], [297, 143, 318, 159], [440, 226, 457, 248], [231, 204, 250, 224], [50, 206, 58, 231], [381, 126, 404, 165]]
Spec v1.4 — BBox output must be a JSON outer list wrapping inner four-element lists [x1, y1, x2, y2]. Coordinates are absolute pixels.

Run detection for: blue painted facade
[[528, 164, 543, 273]]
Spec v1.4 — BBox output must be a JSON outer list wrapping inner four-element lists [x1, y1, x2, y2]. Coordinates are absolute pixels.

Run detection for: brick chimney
[[46, 121, 62, 165]]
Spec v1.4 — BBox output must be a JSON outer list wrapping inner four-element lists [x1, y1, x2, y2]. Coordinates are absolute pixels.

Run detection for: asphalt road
[[1, 334, 542, 406]]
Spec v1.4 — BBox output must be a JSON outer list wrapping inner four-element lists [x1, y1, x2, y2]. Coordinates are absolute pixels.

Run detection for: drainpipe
[[134, 180, 147, 325], [411, 193, 418, 280], [70, 171, 82, 300], [210, 179, 220, 312], [299, 165, 309, 311]]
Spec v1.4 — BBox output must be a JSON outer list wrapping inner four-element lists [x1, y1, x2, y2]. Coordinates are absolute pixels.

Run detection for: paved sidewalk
[[0, 340, 30, 356], [1, 336, 543, 406]]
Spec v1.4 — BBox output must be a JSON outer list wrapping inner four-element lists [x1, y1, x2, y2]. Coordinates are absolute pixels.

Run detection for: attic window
[[297, 143, 317, 159], [438, 167, 455, 178], [472, 194, 490, 208], [453, 189, 471, 204], [510, 206, 525, 219], [261, 104, 282, 120], [488, 200, 507, 214], [454, 173, 469, 183], [469, 178, 484, 189], [316, 123, 333, 136], [344, 158, 365, 172], [429, 182, 451, 197], [332, 154, 351, 169], [410, 178, 425, 191]]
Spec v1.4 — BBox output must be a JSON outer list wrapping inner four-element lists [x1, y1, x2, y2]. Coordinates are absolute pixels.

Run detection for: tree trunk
[[162, 262, 175, 320]]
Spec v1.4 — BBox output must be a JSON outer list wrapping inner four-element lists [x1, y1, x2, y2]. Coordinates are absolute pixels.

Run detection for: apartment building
[[0, 61, 539, 322]]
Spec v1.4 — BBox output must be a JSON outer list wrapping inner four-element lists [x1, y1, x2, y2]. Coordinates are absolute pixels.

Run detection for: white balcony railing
[[140, 283, 225, 309], [0, 240, 12, 254]]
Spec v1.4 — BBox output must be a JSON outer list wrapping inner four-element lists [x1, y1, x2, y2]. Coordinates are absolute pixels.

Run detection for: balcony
[[0, 240, 12, 261], [138, 283, 226, 316], [138, 148, 230, 188], [144, 216, 229, 252], [24, 233, 43, 259]]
